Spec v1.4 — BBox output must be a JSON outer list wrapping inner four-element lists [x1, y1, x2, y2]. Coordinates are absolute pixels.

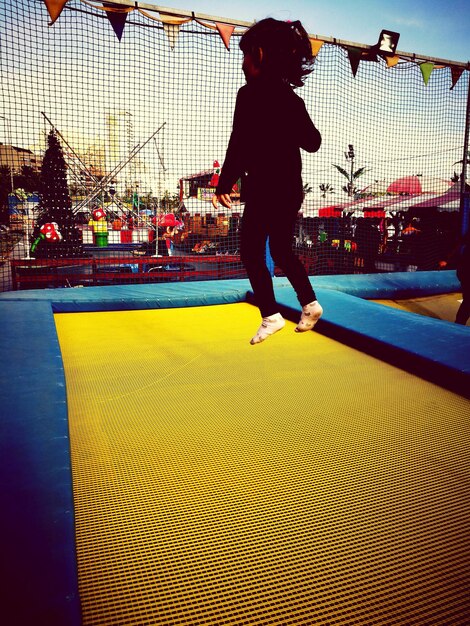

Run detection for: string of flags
[[43, 0, 467, 88]]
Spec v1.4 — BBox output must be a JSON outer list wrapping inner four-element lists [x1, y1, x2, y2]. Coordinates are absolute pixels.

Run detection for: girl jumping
[[212, 18, 323, 344]]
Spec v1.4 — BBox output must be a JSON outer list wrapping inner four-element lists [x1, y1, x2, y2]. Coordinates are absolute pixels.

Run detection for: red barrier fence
[[10, 255, 246, 290]]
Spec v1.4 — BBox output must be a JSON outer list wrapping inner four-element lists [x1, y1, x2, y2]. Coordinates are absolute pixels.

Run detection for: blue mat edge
[[1, 270, 468, 625], [0, 301, 82, 626]]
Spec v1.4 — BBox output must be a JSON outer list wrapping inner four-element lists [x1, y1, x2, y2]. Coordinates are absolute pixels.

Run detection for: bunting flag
[[450, 65, 465, 90], [159, 13, 193, 50], [419, 62, 434, 86], [163, 22, 180, 50], [309, 38, 324, 57], [40, 3, 466, 91], [216, 23, 235, 51], [195, 18, 246, 50], [139, 8, 192, 26], [346, 47, 362, 77], [43, 0, 68, 25], [102, 3, 130, 42], [385, 55, 400, 68]]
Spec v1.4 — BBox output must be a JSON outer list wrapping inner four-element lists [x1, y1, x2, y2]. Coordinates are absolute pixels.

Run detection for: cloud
[[385, 15, 427, 30]]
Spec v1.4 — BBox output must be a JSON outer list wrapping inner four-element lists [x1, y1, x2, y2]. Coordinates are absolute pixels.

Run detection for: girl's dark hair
[[239, 18, 314, 87]]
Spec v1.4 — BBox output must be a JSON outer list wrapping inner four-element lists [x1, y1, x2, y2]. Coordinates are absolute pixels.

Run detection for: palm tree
[[333, 163, 369, 197], [319, 183, 334, 198]]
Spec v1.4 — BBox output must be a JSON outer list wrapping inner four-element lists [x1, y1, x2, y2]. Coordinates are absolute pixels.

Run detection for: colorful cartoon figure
[[93, 208, 106, 221], [210, 160, 221, 188], [89, 208, 108, 234], [31, 222, 63, 254], [158, 213, 183, 256]]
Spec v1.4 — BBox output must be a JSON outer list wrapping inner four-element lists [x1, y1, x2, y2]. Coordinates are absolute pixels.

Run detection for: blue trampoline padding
[[0, 279, 253, 312], [0, 270, 459, 310], [0, 301, 81, 626], [309, 269, 461, 299], [270, 286, 470, 397], [0, 271, 459, 310]]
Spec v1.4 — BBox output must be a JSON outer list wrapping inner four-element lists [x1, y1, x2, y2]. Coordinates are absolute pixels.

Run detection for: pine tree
[[31, 130, 84, 258]]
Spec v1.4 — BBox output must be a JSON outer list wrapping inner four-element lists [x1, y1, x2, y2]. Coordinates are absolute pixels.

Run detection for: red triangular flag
[[43, 0, 68, 25], [102, 2, 128, 41], [216, 23, 235, 51], [346, 47, 362, 77], [450, 65, 464, 90]]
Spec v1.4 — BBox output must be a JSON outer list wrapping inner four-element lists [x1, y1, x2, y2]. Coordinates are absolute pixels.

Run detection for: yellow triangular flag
[[385, 55, 400, 68], [216, 23, 235, 51], [419, 62, 434, 86], [43, 0, 68, 25], [450, 65, 464, 90], [162, 22, 180, 50], [310, 38, 324, 57]]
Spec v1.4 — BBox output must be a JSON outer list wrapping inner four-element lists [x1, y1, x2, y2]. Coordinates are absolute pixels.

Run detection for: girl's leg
[[268, 207, 317, 307], [240, 203, 278, 318]]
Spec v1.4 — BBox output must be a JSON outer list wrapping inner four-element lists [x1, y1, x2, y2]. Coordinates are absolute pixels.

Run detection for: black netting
[[0, 0, 468, 290]]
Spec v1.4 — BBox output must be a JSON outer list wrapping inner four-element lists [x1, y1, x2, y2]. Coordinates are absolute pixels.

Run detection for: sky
[[1, 0, 468, 201], [155, 0, 470, 63]]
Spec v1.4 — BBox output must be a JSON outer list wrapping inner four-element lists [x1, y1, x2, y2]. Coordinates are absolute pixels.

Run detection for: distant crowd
[[294, 210, 461, 274]]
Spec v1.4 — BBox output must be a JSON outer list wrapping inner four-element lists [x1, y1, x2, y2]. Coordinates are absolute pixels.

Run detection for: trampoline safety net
[[0, 0, 469, 291]]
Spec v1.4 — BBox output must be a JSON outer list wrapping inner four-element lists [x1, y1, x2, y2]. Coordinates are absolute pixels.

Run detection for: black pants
[[240, 201, 316, 318]]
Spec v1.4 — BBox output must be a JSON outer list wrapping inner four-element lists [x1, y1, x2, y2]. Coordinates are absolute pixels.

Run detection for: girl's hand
[[212, 193, 232, 210]]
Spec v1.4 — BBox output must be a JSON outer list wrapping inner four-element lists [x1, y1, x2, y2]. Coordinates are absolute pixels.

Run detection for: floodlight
[[376, 30, 400, 56]]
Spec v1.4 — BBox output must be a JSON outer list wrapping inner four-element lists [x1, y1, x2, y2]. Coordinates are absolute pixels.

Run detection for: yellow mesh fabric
[[55, 303, 470, 625]]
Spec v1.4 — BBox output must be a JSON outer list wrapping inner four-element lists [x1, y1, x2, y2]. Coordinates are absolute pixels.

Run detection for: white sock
[[250, 313, 285, 345], [295, 300, 323, 333]]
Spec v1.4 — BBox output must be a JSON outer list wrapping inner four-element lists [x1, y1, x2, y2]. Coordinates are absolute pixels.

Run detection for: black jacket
[[216, 76, 321, 207]]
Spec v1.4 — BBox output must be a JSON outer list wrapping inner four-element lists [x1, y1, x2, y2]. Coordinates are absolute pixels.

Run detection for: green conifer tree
[[31, 130, 84, 258]]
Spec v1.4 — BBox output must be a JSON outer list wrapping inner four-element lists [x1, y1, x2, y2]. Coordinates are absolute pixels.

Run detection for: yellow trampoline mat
[[54, 303, 470, 625], [372, 291, 466, 324]]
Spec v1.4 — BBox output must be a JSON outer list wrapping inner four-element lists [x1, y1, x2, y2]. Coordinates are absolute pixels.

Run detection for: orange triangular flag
[[43, 0, 68, 25], [216, 23, 235, 50], [102, 2, 128, 41], [309, 38, 324, 57], [419, 62, 434, 86], [310, 38, 324, 57], [346, 47, 362, 77], [450, 65, 464, 90], [385, 55, 400, 68]]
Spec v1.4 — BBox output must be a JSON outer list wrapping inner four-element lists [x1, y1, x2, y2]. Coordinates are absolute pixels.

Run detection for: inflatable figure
[[210, 160, 221, 188], [93, 208, 106, 221], [158, 213, 183, 256], [31, 222, 62, 254]]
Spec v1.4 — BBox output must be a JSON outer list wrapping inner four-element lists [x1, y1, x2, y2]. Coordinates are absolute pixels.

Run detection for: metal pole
[[459, 71, 470, 236], [350, 156, 354, 197], [72, 122, 166, 214]]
